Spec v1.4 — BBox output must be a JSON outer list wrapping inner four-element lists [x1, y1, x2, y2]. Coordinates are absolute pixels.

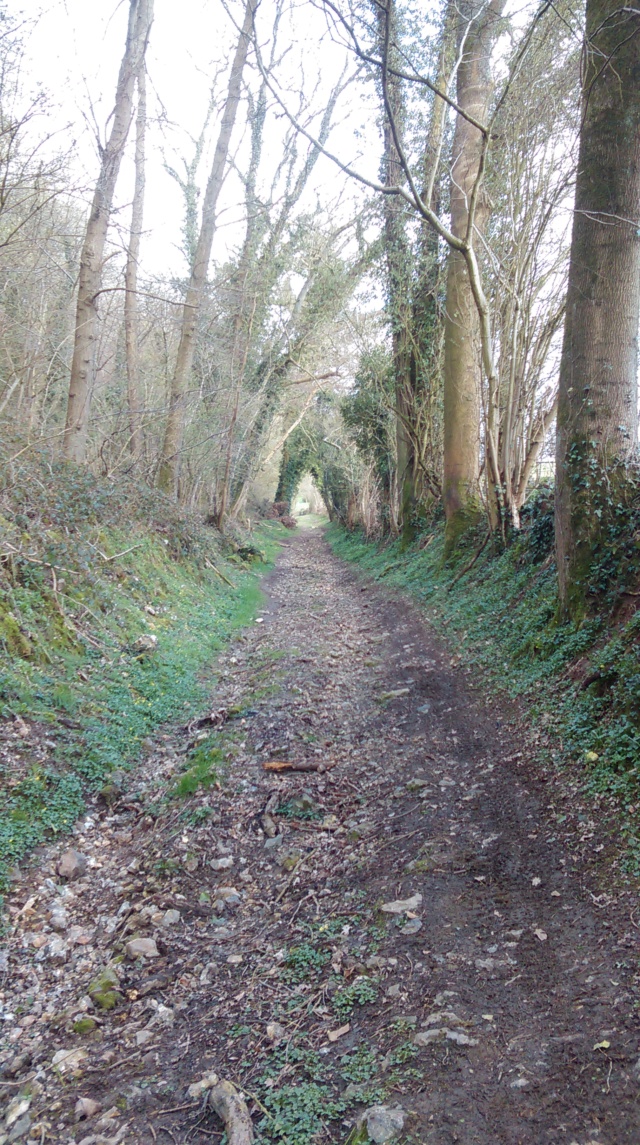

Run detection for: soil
[[2, 526, 639, 1145]]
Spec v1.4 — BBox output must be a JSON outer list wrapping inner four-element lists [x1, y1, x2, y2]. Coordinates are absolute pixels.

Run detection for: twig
[[448, 532, 491, 589]]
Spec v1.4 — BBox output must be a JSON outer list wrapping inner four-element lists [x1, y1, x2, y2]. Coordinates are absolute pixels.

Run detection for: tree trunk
[[442, 0, 501, 556], [63, 0, 153, 463], [376, 0, 415, 542], [124, 60, 147, 459], [156, 0, 255, 497], [554, 0, 640, 614]]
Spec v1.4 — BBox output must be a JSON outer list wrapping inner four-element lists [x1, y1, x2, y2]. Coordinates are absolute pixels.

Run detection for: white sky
[[20, 0, 377, 278]]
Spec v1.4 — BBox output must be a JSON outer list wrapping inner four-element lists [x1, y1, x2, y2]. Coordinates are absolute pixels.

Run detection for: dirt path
[[2, 527, 639, 1145]]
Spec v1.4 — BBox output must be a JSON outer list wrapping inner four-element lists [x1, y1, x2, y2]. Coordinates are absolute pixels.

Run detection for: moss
[[73, 1017, 98, 1034], [88, 966, 123, 1011], [0, 602, 34, 659], [443, 500, 483, 562]]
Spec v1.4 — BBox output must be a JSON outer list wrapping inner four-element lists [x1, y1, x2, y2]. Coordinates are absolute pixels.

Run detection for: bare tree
[[63, 0, 153, 463], [124, 56, 148, 459], [156, 0, 256, 496]]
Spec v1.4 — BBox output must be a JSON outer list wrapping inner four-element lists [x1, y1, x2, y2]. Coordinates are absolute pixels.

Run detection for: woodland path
[[2, 526, 640, 1145]]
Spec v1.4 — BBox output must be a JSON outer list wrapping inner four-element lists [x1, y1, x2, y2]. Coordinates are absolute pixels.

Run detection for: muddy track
[[2, 527, 639, 1145]]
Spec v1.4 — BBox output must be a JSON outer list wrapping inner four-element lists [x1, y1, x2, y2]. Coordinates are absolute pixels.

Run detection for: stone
[[213, 887, 241, 912], [47, 936, 68, 963], [135, 1030, 155, 1047], [162, 909, 181, 927], [57, 850, 88, 880], [51, 1047, 89, 1075], [445, 1030, 478, 1046], [199, 962, 217, 985], [264, 835, 283, 850], [50, 909, 68, 931], [88, 966, 123, 1010], [266, 1022, 285, 1043], [400, 918, 422, 935], [1, 1052, 32, 1079], [125, 938, 159, 960], [358, 1104, 406, 1143], [132, 634, 157, 653], [210, 856, 234, 871], [261, 814, 277, 838], [380, 893, 422, 915], [75, 1097, 102, 1121], [414, 1028, 444, 1046], [5, 1096, 30, 1130], [7, 1115, 30, 1142]]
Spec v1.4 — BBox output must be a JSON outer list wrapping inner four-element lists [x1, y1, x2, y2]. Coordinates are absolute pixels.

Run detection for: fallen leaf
[[327, 1023, 350, 1042], [533, 928, 547, 942], [593, 1039, 611, 1051]]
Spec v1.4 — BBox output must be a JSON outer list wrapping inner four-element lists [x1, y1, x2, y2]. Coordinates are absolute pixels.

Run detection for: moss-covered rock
[[88, 966, 123, 1011]]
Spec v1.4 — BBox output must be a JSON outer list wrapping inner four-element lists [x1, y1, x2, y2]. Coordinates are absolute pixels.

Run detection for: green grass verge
[[327, 520, 640, 865], [0, 498, 287, 886]]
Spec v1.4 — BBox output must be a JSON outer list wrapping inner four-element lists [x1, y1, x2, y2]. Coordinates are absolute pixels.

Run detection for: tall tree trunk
[[442, 0, 501, 555], [376, 0, 414, 542], [124, 61, 147, 459], [63, 0, 153, 463], [554, 0, 640, 614], [156, 0, 256, 497]]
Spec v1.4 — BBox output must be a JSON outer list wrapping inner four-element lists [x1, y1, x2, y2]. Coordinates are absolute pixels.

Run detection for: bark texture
[[156, 0, 255, 497], [124, 60, 147, 459], [555, 0, 640, 613], [442, 0, 501, 555], [63, 0, 153, 463]]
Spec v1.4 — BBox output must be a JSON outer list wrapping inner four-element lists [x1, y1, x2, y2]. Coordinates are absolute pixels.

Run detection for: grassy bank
[[327, 518, 640, 867], [0, 451, 285, 886]]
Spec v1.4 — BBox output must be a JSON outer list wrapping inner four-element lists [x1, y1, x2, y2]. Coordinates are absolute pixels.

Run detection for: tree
[[554, 0, 640, 615], [442, 0, 505, 554], [156, 0, 256, 496], [124, 54, 148, 459], [63, 0, 153, 464]]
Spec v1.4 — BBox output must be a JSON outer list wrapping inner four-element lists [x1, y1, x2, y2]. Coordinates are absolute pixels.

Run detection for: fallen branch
[[447, 532, 491, 590], [262, 759, 333, 773], [205, 557, 235, 587], [207, 1080, 254, 1144]]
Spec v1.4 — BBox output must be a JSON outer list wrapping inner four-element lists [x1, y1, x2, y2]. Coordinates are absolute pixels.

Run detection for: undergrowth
[[327, 499, 640, 867], [0, 446, 287, 887]]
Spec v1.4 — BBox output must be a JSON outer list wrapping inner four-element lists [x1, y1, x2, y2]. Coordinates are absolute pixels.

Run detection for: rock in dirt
[[51, 1047, 89, 1076], [75, 1098, 102, 1121], [266, 1022, 285, 1043], [380, 893, 422, 915], [356, 1104, 406, 1143], [5, 1095, 31, 1130], [57, 850, 88, 880], [125, 937, 159, 960]]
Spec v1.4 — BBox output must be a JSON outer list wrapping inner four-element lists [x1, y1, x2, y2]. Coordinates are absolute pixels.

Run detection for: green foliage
[[174, 741, 223, 797], [342, 348, 395, 491], [283, 943, 330, 983], [0, 453, 280, 885], [333, 976, 379, 1020], [256, 1083, 347, 1145]]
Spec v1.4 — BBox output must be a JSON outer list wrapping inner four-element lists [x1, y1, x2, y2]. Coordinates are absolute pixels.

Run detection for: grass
[[327, 514, 640, 868], [0, 450, 289, 887]]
